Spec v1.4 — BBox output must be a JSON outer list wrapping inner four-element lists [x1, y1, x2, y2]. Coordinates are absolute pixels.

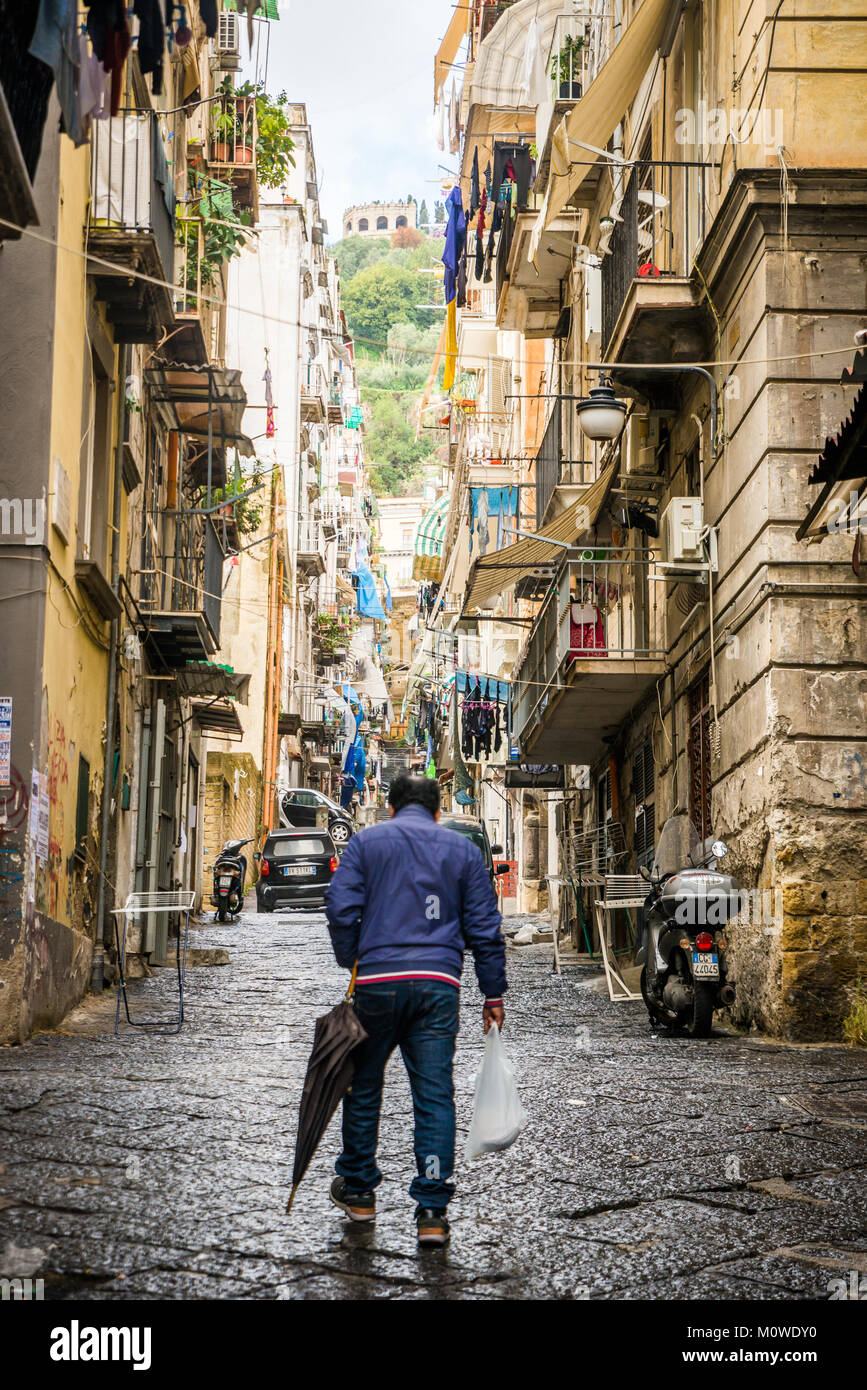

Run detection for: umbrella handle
[[345, 961, 358, 1000]]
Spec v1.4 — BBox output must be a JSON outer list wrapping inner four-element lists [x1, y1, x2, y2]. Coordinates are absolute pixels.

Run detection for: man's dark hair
[[388, 772, 440, 816]]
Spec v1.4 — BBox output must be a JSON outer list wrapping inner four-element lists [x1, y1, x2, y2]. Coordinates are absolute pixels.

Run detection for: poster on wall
[[0, 697, 11, 787]]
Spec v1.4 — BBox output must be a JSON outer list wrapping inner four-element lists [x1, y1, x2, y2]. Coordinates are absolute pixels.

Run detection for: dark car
[[281, 788, 354, 846], [439, 816, 510, 886], [255, 829, 338, 912]]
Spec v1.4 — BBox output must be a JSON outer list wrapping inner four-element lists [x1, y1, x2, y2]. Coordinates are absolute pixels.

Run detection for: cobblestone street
[[1, 906, 866, 1301]]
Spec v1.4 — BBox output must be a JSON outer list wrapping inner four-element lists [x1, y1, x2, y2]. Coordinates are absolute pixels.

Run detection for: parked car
[[280, 788, 354, 845], [255, 828, 339, 912], [439, 815, 510, 887]]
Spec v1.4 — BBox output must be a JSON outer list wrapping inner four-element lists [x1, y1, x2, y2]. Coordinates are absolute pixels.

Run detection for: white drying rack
[[112, 891, 196, 1035], [593, 874, 647, 1003]]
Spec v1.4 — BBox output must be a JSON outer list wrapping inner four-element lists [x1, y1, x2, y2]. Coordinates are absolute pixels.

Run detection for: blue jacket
[[324, 805, 507, 1000]]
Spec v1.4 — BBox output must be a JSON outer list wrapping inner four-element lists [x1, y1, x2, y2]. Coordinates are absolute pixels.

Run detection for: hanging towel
[[476, 488, 490, 557]]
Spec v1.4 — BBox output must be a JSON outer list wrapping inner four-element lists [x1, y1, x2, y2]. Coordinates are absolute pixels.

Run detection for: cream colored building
[[343, 200, 417, 238]]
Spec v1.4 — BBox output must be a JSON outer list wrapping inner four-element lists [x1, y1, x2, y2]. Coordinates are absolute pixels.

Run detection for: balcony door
[[688, 673, 712, 843]]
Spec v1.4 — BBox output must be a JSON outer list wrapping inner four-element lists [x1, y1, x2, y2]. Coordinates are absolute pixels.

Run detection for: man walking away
[[324, 772, 507, 1246]]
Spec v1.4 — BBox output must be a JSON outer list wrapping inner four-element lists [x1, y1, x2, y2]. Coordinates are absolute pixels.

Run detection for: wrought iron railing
[[139, 512, 225, 646], [600, 160, 711, 353], [90, 109, 175, 279], [511, 548, 665, 743], [208, 91, 257, 168], [534, 402, 596, 527]]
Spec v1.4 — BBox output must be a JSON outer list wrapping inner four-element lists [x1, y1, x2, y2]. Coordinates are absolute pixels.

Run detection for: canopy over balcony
[[413, 494, 450, 582], [498, 208, 583, 335]]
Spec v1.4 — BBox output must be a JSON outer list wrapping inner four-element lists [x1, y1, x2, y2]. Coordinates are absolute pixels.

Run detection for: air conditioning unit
[[625, 414, 661, 474], [659, 496, 704, 564], [217, 11, 241, 69]]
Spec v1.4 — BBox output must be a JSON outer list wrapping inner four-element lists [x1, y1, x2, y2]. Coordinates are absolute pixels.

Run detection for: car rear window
[[267, 836, 330, 859], [444, 822, 490, 862]]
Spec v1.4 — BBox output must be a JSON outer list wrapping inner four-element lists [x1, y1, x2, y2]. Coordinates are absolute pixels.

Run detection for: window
[[632, 736, 655, 867], [267, 836, 330, 858], [294, 790, 319, 806], [684, 439, 702, 498], [358, 217, 368, 231], [688, 674, 712, 842], [376, 215, 388, 230], [395, 215, 407, 228], [78, 349, 112, 569], [74, 754, 90, 863], [345, 221, 352, 233]]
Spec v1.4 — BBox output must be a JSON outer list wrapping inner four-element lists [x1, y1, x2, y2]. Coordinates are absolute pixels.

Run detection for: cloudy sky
[[245, 0, 460, 237]]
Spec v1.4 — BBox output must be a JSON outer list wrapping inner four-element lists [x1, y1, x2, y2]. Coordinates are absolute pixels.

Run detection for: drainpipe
[[93, 343, 128, 992]]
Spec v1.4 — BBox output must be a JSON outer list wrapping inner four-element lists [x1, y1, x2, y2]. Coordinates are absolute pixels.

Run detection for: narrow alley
[[1, 915, 864, 1301]]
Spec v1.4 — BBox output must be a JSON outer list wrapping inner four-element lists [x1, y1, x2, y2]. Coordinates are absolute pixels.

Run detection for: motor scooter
[[211, 838, 253, 922]]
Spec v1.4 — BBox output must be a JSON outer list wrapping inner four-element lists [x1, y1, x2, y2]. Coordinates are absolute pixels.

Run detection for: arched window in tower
[[358, 217, 368, 231], [345, 221, 352, 234], [395, 215, 407, 228], [376, 215, 388, 230]]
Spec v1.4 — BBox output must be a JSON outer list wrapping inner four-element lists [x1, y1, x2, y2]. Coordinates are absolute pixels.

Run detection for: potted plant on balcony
[[551, 32, 584, 99], [254, 86, 296, 188]]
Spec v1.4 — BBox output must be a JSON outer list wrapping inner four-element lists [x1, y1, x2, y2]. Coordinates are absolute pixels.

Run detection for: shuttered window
[[74, 755, 90, 863], [633, 736, 655, 867]]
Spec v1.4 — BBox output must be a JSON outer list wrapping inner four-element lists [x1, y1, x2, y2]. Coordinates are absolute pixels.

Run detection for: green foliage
[[192, 175, 253, 286], [335, 234, 391, 282], [419, 199, 429, 228], [434, 200, 445, 223], [211, 458, 265, 537], [253, 87, 297, 189], [341, 262, 431, 346], [364, 391, 432, 497]]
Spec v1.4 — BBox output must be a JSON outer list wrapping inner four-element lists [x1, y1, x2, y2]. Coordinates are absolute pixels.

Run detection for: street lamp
[[574, 378, 628, 442]]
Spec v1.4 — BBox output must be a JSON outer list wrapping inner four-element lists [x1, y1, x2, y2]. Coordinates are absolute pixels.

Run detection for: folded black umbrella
[[286, 967, 367, 1214]]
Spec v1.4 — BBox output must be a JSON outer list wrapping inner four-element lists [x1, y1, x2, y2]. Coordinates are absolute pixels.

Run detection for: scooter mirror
[[639, 863, 651, 881], [711, 840, 728, 859]]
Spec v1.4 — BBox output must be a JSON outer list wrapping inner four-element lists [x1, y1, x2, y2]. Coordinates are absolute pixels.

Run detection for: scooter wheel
[[217, 904, 228, 923], [688, 980, 715, 1038]]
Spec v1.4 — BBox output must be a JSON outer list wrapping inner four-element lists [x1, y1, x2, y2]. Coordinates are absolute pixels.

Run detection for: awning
[[470, 0, 569, 110], [434, 1, 469, 106], [413, 494, 450, 581], [144, 362, 255, 457], [797, 350, 867, 541], [191, 700, 243, 736], [545, 0, 673, 224], [175, 664, 251, 702], [464, 459, 618, 611]]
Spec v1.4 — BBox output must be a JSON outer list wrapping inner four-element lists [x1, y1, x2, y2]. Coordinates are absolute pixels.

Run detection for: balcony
[[89, 110, 175, 342], [327, 383, 344, 424], [0, 5, 49, 240], [600, 161, 714, 368], [301, 362, 327, 423], [208, 92, 258, 219], [534, 403, 596, 530], [144, 361, 254, 496], [512, 548, 666, 765], [139, 516, 226, 667], [297, 521, 326, 576], [497, 207, 582, 337], [534, 12, 607, 200]]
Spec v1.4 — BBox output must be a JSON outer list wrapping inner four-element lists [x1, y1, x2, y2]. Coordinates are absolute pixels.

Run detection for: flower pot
[[235, 145, 254, 164], [559, 80, 582, 99], [212, 141, 230, 162]]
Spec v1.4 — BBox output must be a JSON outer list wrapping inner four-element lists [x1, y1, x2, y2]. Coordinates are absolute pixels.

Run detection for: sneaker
[[416, 1207, 450, 1247], [330, 1176, 376, 1222]]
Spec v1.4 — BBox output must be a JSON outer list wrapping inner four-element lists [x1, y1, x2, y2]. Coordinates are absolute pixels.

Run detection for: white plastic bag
[[464, 1023, 526, 1161]]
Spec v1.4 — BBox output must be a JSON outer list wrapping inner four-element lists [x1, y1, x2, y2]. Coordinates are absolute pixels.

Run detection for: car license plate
[[284, 865, 313, 877], [692, 951, 719, 979], [219, 875, 233, 887]]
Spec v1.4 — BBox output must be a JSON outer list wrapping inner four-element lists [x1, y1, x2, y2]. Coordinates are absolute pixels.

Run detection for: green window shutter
[[74, 755, 90, 863]]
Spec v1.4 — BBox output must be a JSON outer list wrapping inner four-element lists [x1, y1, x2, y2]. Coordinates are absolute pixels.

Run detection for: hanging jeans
[[336, 980, 460, 1208]]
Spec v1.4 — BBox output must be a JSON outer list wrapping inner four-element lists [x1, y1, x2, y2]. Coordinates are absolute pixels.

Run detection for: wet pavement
[[1, 904, 866, 1300]]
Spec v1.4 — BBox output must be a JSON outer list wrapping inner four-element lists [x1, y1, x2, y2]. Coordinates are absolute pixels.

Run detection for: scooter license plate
[[284, 865, 313, 876], [219, 876, 233, 887], [692, 951, 719, 979]]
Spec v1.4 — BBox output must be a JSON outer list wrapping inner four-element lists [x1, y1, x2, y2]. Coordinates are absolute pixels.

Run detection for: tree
[[390, 225, 423, 250], [386, 321, 441, 369], [365, 393, 432, 497], [332, 234, 390, 282], [419, 199, 429, 228], [434, 200, 446, 224], [341, 262, 430, 345]]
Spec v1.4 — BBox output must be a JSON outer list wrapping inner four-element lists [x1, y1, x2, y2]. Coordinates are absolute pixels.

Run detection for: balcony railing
[[512, 548, 666, 754], [301, 362, 327, 422], [89, 109, 175, 339], [139, 514, 225, 665], [208, 92, 257, 213], [600, 161, 710, 354], [297, 520, 326, 574], [534, 402, 596, 528], [174, 216, 221, 362]]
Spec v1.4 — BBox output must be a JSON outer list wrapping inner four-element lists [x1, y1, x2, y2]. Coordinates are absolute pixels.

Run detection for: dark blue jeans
[[336, 979, 460, 1209]]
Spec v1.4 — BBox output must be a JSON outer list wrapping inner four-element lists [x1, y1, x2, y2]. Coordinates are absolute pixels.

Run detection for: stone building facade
[[342, 200, 417, 238]]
